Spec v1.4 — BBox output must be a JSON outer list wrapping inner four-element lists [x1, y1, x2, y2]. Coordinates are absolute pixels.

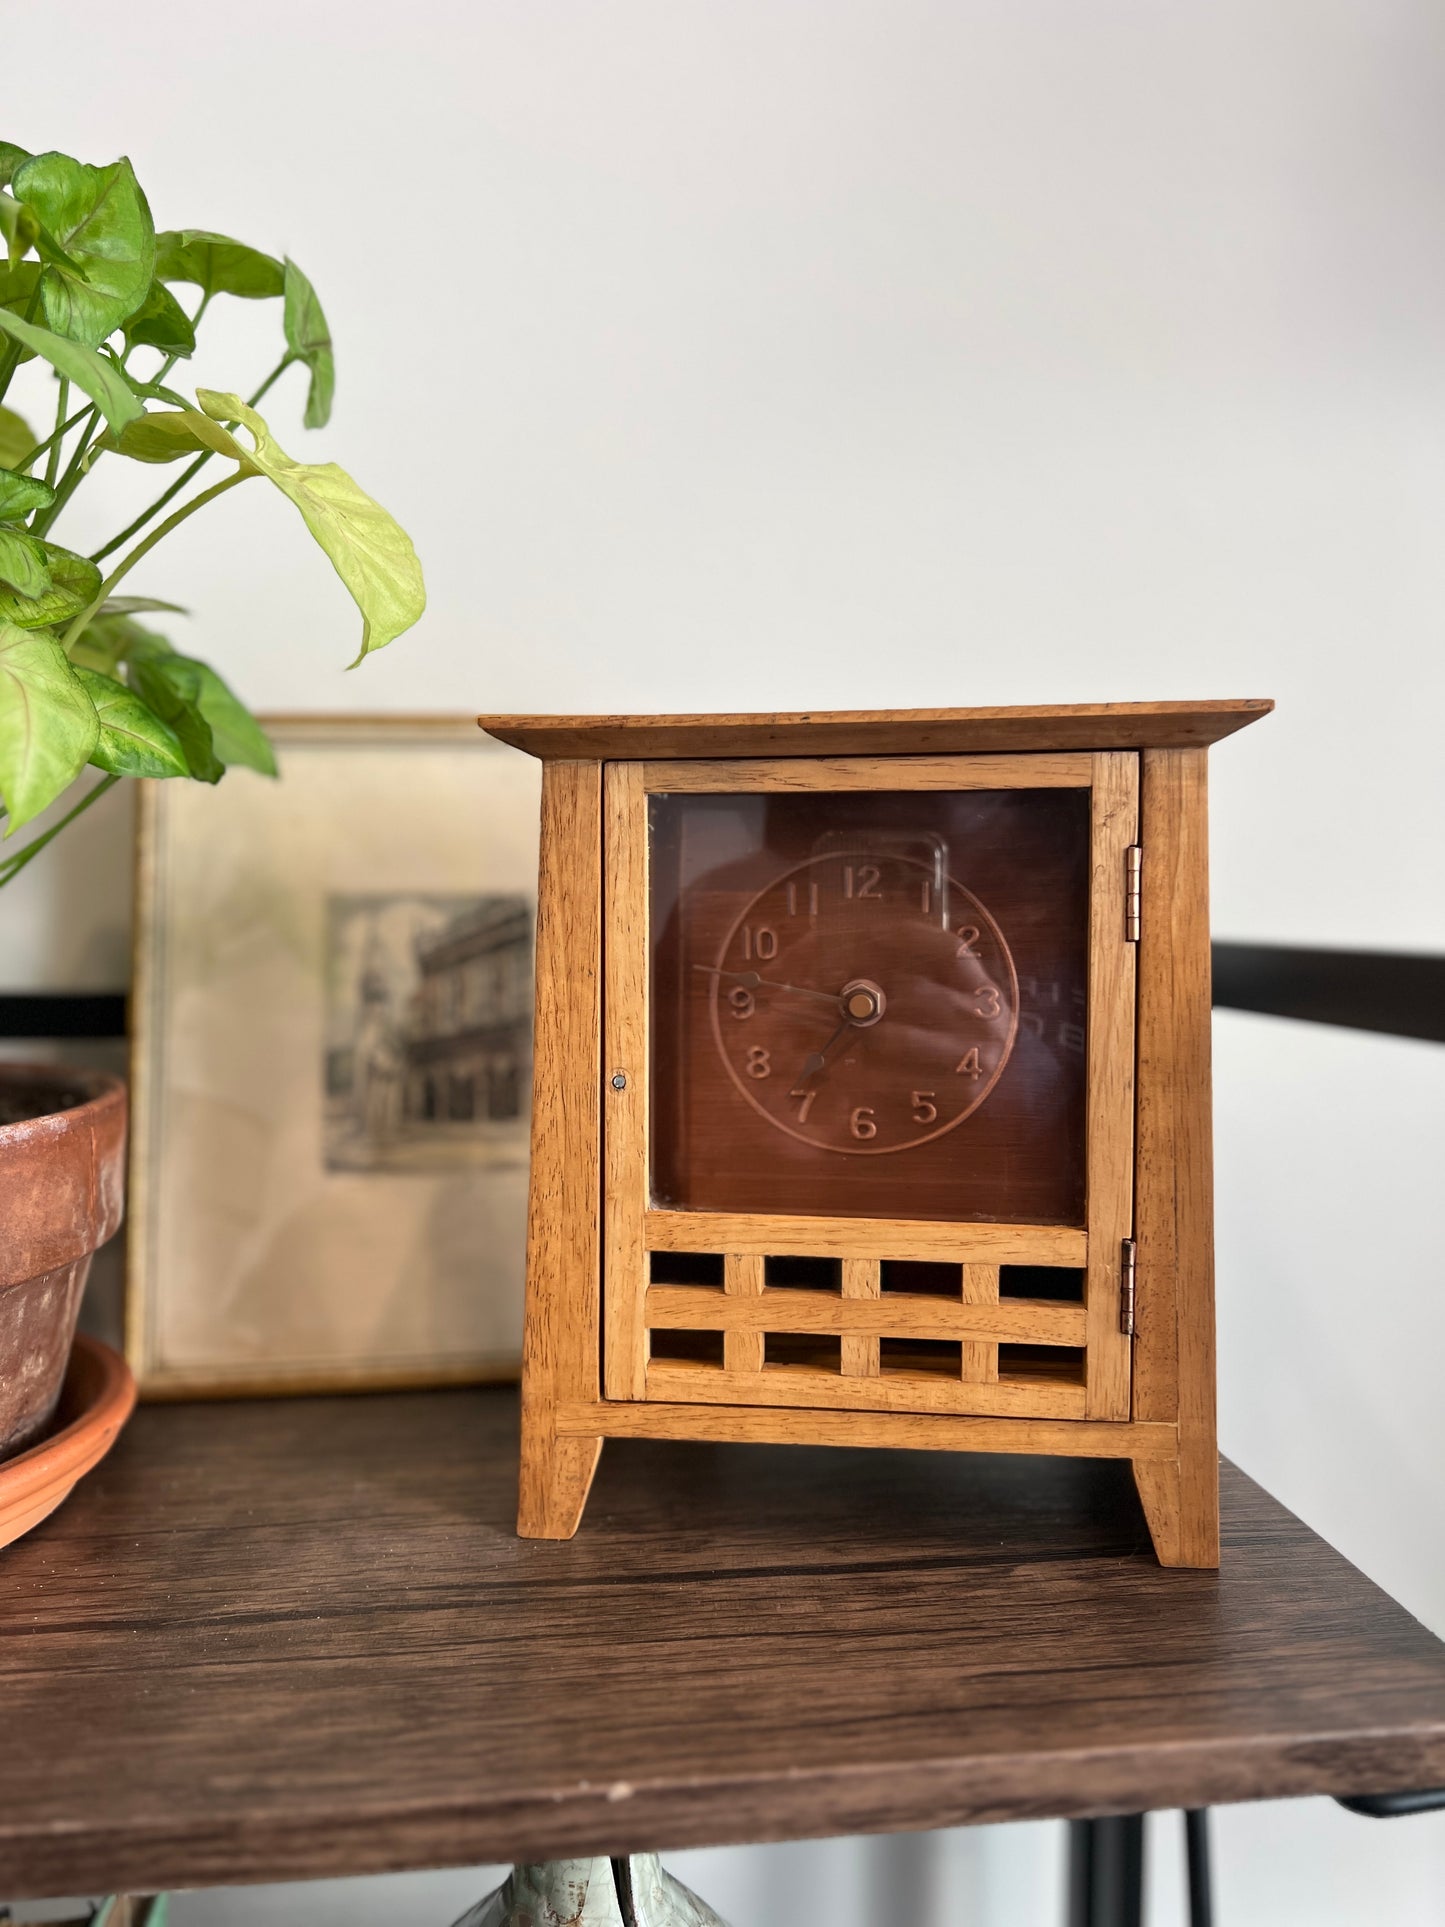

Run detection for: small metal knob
[[610, 1071, 628, 1091]]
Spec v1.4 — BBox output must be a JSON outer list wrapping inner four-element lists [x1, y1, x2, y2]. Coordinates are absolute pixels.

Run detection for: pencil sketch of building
[[324, 894, 532, 1173], [403, 899, 532, 1127]]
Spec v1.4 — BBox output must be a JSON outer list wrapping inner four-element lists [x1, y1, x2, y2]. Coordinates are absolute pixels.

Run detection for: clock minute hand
[[692, 964, 842, 1009]]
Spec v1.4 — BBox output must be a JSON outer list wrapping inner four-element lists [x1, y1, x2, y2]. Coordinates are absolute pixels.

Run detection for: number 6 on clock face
[[707, 849, 1019, 1156]]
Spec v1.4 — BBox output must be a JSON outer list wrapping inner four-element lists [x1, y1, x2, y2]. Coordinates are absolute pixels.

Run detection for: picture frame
[[127, 716, 539, 1398]]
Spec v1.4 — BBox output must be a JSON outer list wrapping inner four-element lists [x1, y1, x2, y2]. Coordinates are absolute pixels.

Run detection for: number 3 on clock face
[[706, 850, 1018, 1156]]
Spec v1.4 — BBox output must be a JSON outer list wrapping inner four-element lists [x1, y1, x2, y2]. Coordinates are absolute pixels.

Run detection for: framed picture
[[127, 716, 540, 1397]]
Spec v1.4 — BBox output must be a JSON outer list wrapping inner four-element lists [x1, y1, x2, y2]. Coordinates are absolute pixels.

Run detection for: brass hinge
[[1120, 1238, 1137, 1337], [1124, 844, 1142, 942]]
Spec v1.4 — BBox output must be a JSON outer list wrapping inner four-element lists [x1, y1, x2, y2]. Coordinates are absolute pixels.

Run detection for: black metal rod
[[610, 1855, 640, 1927], [1067, 1815, 1146, 1927], [1336, 1787, 1445, 1818], [0, 992, 127, 1039], [1184, 1809, 1213, 1927], [1211, 943, 1445, 1044]]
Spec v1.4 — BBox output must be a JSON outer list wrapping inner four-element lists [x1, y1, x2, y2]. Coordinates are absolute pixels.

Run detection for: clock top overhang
[[478, 699, 1272, 763]]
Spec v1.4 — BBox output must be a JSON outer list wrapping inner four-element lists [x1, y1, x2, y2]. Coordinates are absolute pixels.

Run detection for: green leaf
[[0, 192, 38, 271], [100, 595, 188, 617], [283, 258, 333, 428], [0, 621, 100, 830], [11, 153, 154, 348], [0, 258, 38, 314], [184, 657, 276, 774], [68, 608, 147, 675], [0, 543, 101, 628], [128, 652, 223, 782], [154, 229, 283, 301], [0, 191, 89, 277], [0, 468, 54, 519], [100, 404, 244, 465], [0, 404, 34, 467], [0, 305, 143, 433], [120, 373, 191, 409], [73, 664, 187, 777], [196, 392, 425, 662], [0, 143, 31, 192], [122, 277, 195, 359], [0, 526, 52, 598], [0, 260, 38, 361], [75, 614, 272, 776]]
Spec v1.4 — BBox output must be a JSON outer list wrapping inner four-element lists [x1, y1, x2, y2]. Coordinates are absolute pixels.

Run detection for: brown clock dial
[[704, 851, 1019, 1155], [648, 786, 1090, 1225]]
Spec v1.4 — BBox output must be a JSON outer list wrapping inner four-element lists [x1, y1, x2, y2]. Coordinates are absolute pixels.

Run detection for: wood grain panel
[[645, 1211, 1087, 1265], [567, 1397, 1175, 1459], [962, 1263, 1001, 1385], [602, 761, 650, 1402], [1132, 749, 1218, 1567], [479, 700, 1274, 762], [640, 753, 1093, 792], [645, 1286, 1086, 1345], [644, 1360, 1088, 1420], [723, 1252, 765, 1375], [841, 1256, 881, 1378], [9, 1388, 1445, 1895], [517, 759, 604, 1537], [1083, 752, 1138, 1419]]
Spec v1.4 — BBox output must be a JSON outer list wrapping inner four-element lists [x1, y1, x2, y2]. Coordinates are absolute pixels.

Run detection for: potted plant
[[0, 139, 424, 1508]]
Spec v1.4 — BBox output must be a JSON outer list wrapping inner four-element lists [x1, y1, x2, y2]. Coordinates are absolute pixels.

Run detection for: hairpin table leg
[[1066, 1814, 1146, 1927]]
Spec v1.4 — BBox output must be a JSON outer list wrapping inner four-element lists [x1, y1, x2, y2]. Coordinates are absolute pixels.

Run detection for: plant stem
[[0, 273, 44, 408], [88, 354, 291, 565], [60, 470, 250, 657], [0, 774, 120, 889], [246, 358, 289, 410], [13, 400, 92, 477], [29, 406, 100, 539], [43, 379, 70, 490]]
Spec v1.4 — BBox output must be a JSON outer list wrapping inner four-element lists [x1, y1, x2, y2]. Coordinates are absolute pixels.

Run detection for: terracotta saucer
[[0, 1333, 136, 1550]]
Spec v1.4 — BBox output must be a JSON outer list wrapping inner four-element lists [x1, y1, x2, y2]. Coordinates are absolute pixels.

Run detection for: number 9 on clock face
[[707, 851, 1018, 1155]]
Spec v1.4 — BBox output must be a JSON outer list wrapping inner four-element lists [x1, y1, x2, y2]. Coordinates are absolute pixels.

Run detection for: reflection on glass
[[649, 787, 1090, 1225]]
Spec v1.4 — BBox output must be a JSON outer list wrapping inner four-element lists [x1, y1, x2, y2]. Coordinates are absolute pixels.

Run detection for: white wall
[[5, 2, 1444, 1921]]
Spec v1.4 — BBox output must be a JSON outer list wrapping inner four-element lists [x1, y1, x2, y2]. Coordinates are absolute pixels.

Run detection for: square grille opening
[[649, 1328, 724, 1367], [879, 1260, 962, 1297], [649, 1250, 725, 1287], [764, 1255, 842, 1292], [763, 1333, 842, 1372], [999, 1266, 1084, 1304], [879, 1338, 963, 1379], [998, 1344, 1085, 1384]]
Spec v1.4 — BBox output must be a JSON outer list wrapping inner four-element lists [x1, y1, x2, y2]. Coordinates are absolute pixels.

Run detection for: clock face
[[706, 851, 1019, 1155], [648, 787, 1090, 1226]]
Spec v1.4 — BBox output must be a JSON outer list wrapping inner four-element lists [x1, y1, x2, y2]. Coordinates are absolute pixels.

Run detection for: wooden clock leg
[[515, 758, 606, 1542], [1131, 1448, 1219, 1568], [518, 1413, 602, 1540]]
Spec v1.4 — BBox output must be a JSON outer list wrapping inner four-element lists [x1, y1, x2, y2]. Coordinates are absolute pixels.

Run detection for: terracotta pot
[[0, 1064, 127, 1462]]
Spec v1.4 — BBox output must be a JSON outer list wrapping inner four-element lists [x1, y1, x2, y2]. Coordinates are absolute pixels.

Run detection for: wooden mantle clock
[[479, 701, 1271, 1567]]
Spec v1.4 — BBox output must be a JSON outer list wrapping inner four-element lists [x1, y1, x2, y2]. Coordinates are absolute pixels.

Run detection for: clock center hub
[[841, 978, 886, 1026]]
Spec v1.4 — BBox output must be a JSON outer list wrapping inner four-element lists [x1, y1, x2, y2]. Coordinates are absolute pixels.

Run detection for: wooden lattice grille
[[641, 1247, 1090, 1419]]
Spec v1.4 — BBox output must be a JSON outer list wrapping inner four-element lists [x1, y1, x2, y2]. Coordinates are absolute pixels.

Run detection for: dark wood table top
[[4, 1387, 1445, 1897]]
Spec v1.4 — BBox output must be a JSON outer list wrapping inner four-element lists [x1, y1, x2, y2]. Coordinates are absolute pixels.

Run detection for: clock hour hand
[[796, 1018, 851, 1083], [793, 978, 887, 1083], [693, 964, 841, 1008]]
